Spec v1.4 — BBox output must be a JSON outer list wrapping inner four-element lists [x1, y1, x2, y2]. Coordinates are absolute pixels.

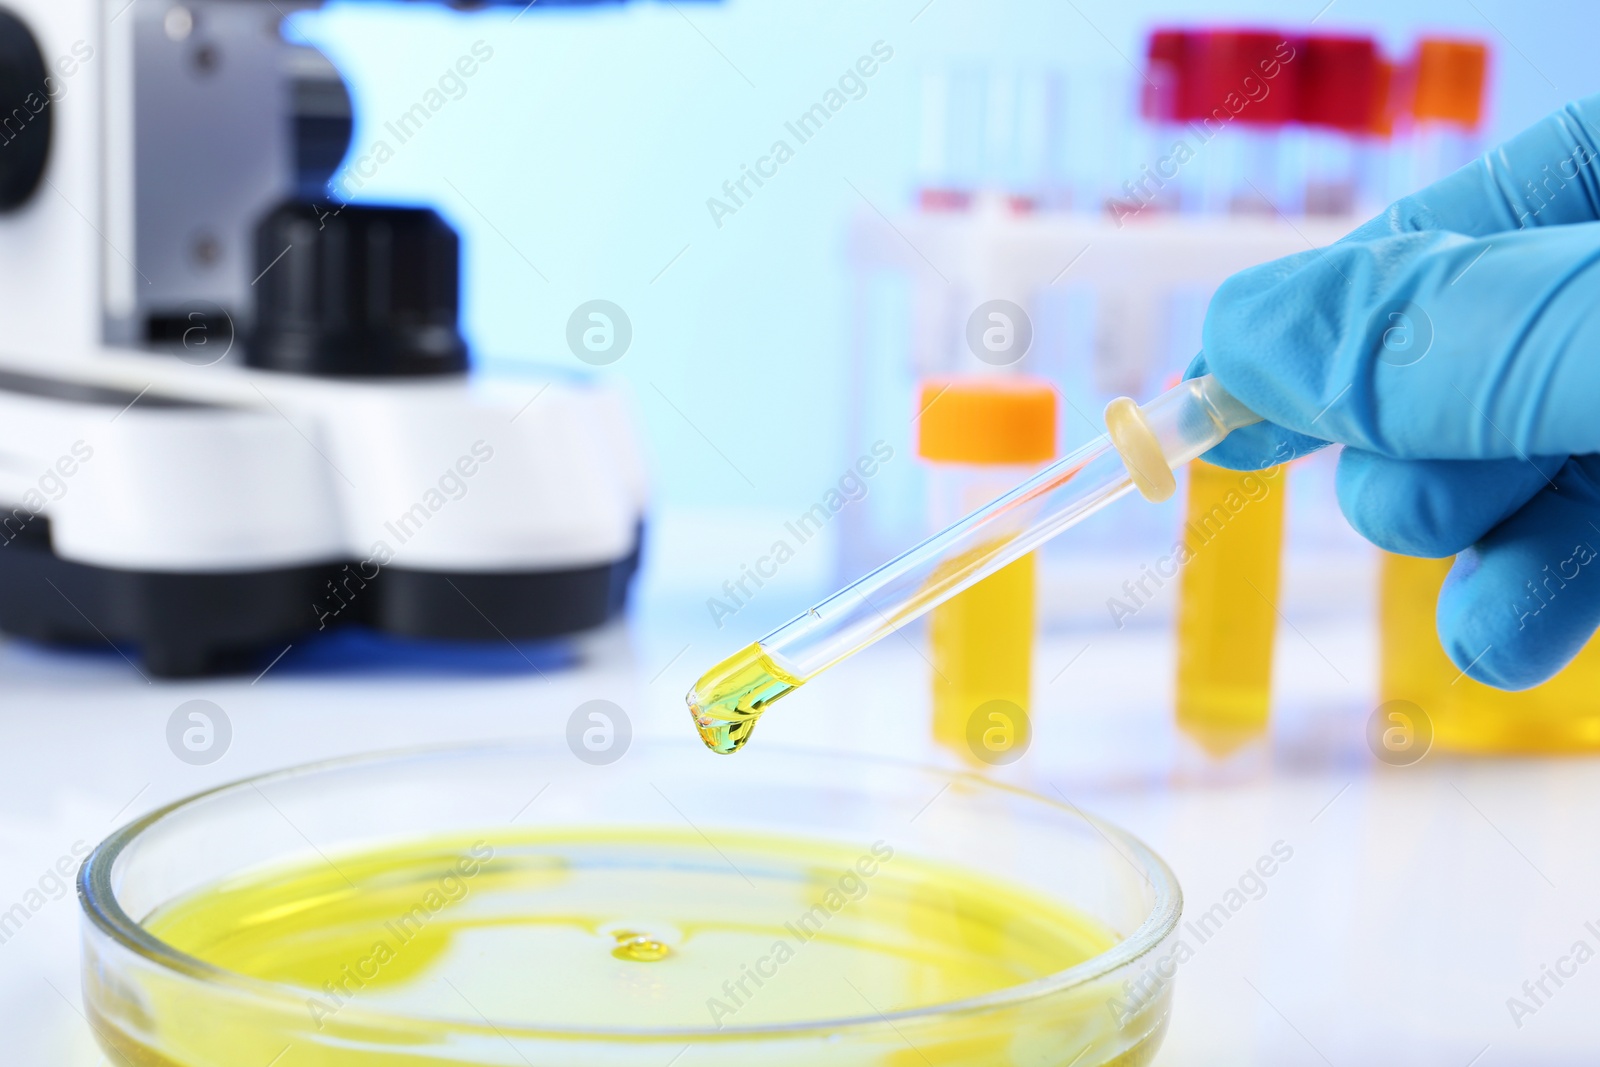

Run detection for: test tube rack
[[842, 207, 1351, 553]]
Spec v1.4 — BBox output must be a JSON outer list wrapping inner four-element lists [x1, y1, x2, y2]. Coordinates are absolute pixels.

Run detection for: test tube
[[980, 70, 1025, 211], [916, 67, 985, 212], [917, 378, 1057, 761], [1062, 67, 1125, 215], [1174, 458, 1287, 755], [1134, 28, 1189, 214], [1184, 30, 1301, 216], [1035, 69, 1073, 211], [1356, 55, 1405, 212], [1375, 552, 1454, 716], [1407, 38, 1489, 189], [1378, 552, 1600, 754], [1298, 34, 1379, 216]]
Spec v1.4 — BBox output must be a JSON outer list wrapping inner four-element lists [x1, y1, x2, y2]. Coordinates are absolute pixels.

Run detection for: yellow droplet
[[611, 932, 671, 962], [685, 643, 803, 755]]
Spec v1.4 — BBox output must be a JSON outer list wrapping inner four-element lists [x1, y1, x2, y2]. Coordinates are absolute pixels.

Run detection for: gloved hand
[[1188, 94, 1600, 690]]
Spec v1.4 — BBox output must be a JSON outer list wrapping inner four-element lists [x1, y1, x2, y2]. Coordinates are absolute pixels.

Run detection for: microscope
[[0, 0, 684, 676]]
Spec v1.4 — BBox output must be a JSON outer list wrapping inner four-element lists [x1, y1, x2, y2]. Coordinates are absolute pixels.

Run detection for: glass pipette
[[687, 373, 1261, 753]]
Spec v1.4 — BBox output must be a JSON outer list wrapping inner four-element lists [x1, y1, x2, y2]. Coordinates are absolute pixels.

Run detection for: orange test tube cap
[[916, 378, 1057, 465], [1412, 38, 1488, 129]]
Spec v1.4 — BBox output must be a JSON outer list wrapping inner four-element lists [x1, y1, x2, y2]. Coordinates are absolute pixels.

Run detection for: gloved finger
[[1200, 219, 1600, 461], [1335, 450, 1567, 558], [1349, 96, 1600, 242], [1183, 352, 1329, 471], [1437, 455, 1600, 689], [1190, 96, 1600, 467]]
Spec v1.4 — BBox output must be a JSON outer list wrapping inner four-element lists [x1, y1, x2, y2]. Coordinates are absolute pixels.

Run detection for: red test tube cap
[[1298, 34, 1379, 132], [1180, 30, 1300, 127]]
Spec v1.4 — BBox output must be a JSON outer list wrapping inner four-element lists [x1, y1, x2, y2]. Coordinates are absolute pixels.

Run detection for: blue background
[[288, 0, 1596, 623]]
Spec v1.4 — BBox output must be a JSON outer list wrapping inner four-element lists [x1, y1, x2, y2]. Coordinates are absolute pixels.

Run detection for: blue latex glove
[[1188, 95, 1600, 690]]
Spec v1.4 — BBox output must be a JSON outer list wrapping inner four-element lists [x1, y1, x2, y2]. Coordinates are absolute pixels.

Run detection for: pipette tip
[[684, 642, 802, 755]]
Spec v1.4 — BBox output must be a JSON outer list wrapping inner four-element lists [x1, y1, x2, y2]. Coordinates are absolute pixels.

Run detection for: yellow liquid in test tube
[[1376, 553, 1457, 714], [930, 554, 1035, 755], [915, 378, 1057, 764], [1175, 461, 1286, 755], [1380, 553, 1600, 752]]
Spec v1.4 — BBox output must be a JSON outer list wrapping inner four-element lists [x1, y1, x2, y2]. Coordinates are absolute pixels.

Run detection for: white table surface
[[5, 588, 1596, 1066]]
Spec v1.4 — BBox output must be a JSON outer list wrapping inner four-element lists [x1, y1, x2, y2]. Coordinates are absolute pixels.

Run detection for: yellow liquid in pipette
[[688, 642, 803, 753], [687, 538, 1040, 756], [96, 828, 1149, 1066], [1174, 461, 1285, 756]]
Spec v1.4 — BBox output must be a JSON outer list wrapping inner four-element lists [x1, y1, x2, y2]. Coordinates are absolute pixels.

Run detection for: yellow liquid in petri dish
[[687, 643, 803, 753], [930, 555, 1035, 758], [103, 828, 1154, 1067], [1174, 461, 1286, 756]]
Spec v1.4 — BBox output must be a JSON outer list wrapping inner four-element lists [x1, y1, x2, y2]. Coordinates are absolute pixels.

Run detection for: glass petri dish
[[79, 741, 1182, 1066]]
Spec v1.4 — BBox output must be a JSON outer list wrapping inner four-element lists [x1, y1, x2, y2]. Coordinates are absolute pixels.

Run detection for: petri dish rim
[[78, 739, 1183, 1041]]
